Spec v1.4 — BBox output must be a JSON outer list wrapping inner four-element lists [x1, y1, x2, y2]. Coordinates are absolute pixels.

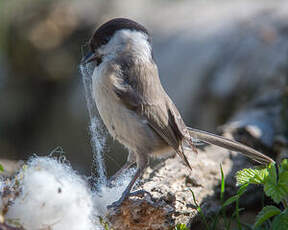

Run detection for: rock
[[222, 90, 286, 159], [0, 223, 24, 230], [0, 160, 21, 177], [107, 196, 174, 230]]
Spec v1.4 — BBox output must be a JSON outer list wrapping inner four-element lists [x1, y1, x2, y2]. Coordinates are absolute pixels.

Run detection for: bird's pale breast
[[92, 65, 171, 155]]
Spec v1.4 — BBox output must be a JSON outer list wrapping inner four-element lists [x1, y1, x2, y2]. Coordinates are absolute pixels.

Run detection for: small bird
[[82, 18, 274, 207]]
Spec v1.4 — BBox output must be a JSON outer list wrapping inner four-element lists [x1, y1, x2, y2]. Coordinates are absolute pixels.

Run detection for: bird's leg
[[108, 168, 141, 208], [109, 151, 136, 184], [107, 153, 148, 208]]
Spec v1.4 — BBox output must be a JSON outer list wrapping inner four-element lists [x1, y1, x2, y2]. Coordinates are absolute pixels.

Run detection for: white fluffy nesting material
[[5, 157, 96, 230]]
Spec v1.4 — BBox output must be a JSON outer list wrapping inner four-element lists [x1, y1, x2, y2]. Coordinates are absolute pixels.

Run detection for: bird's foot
[[106, 179, 115, 188], [107, 188, 129, 210], [107, 198, 124, 210], [129, 189, 153, 199], [107, 189, 153, 209]]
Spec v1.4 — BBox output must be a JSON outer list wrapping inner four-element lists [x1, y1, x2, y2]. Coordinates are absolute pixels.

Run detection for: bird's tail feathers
[[177, 146, 193, 171], [186, 127, 274, 165]]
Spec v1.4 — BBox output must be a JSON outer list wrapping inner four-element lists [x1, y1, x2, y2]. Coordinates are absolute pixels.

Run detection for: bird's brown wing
[[110, 60, 192, 169], [142, 104, 193, 170]]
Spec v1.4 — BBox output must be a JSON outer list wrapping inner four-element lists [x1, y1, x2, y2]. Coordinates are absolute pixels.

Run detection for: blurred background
[[0, 0, 287, 176]]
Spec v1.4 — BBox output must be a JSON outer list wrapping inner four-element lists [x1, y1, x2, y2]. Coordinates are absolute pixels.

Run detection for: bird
[[81, 18, 274, 207]]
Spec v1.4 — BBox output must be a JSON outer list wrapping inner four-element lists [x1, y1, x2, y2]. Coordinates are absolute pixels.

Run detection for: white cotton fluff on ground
[[5, 157, 96, 230]]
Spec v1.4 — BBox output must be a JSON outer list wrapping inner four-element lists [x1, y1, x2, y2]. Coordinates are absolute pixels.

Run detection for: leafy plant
[[0, 164, 3, 172], [253, 205, 281, 227], [188, 159, 288, 229], [236, 159, 288, 229], [189, 164, 246, 230]]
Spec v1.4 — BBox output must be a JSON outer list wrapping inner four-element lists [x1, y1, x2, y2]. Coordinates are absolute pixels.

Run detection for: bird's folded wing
[[143, 105, 193, 170], [110, 66, 192, 169]]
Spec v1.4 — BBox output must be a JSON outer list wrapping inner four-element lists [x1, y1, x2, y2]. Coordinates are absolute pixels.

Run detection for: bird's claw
[[129, 189, 153, 199], [107, 189, 153, 209], [107, 199, 124, 210]]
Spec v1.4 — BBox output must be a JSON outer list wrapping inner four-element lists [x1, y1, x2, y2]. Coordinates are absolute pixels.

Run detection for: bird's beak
[[81, 51, 98, 65]]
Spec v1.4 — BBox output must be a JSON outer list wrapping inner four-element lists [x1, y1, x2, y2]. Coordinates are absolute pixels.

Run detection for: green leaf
[[0, 164, 3, 172], [189, 189, 210, 230], [264, 164, 288, 203], [254, 205, 282, 227], [280, 159, 288, 171], [271, 209, 288, 230], [174, 223, 189, 230], [222, 184, 248, 208], [231, 208, 245, 218], [236, 167, 268, 186], [279, 171, 288, 194], [220, 164, 225, 203], [279, 160, 288, 195], [222, 194, 240, 207], [237, 184, 248, 196]]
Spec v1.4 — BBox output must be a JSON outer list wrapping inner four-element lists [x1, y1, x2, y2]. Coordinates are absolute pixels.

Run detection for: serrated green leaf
[[0, 164, 3, 172], [279, 171, 288, 193], [264, 164, 288, 203], [271, 210, 288, 230], [264, 182, 288, 204], [280, 159, 288, 171], [254, 205, 281, 227], [236, 167, 268, 186], [266, 163, 277, 182]]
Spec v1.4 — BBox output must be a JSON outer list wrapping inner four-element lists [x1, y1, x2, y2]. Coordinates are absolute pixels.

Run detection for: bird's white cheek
[[92, 65, 101, 80]]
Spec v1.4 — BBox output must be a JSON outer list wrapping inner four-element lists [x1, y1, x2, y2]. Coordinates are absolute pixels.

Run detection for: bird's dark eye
[[102, 36, 111, 45], [95, 56, 103, 66]]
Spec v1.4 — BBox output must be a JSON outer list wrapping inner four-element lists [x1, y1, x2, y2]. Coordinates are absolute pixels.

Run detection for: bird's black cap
[[89, 18, 151, 51]]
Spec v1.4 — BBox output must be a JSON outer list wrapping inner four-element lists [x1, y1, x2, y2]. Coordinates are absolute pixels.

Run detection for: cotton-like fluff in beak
[[82, 51, 97, 65]]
